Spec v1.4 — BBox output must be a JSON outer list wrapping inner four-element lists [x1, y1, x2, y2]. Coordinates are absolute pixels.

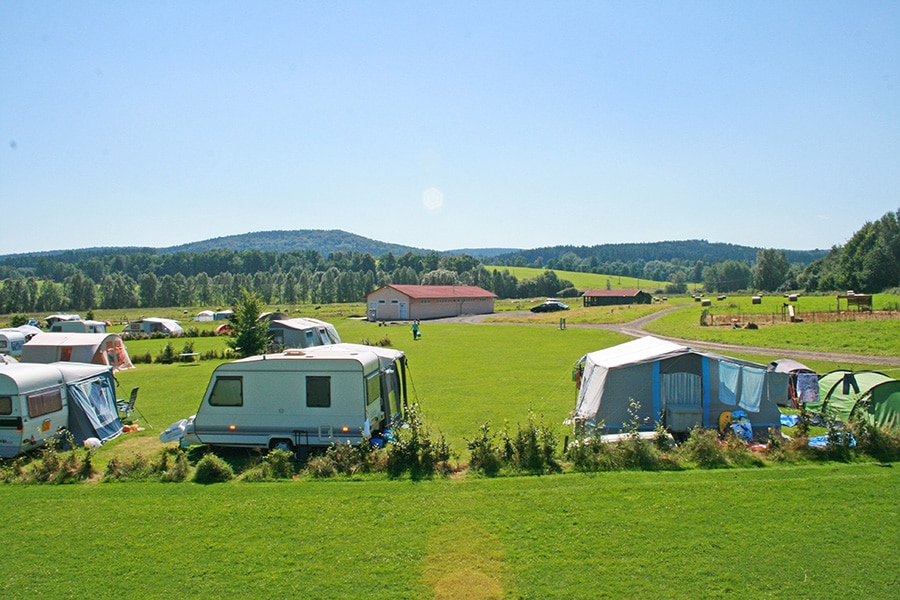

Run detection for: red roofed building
[[365, 284, 497, 321], [581, 289, 653, 307]]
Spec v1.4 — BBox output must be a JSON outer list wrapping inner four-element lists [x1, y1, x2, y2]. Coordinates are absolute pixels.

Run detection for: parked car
[[530, 299, 570, 313]]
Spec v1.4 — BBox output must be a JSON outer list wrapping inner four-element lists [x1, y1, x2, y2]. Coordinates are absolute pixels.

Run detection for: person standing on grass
[[411, 320, 420, 340]]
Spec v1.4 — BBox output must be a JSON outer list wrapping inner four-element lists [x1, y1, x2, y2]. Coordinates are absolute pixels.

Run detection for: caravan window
[[209, 377, 243, 407], [366, 373, 382, 407], [307, 376, 331, 407], [0, 397, 11, 415], [27, 389, 63, 418]]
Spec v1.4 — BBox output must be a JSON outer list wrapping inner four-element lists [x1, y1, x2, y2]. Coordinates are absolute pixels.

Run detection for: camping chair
[[117, 387, 142, 422]]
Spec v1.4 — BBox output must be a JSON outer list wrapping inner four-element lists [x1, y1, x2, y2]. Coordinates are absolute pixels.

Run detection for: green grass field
[[492, 265, 671, 291], [1, 464, 897, 598], [3, 300, 900, 598], [643, 294, 900, 365]]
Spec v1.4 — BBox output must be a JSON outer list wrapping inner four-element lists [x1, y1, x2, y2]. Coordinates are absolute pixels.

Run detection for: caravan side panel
[[0, 366, 69, 458], [193, 360, 371, 449]]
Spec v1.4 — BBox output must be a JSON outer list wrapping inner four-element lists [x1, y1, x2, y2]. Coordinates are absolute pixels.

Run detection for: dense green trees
[[227, 290, 271, 358], [800, 209, 900, 293], [2, 211, 897, 313], [0, 248, 576, 313], [753, 249, 791, 292]]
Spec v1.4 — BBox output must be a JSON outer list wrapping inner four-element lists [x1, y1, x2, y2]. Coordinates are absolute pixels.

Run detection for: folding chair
[[117, 387, 140, 421]]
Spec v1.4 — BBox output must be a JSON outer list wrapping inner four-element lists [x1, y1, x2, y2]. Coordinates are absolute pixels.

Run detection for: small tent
[[851, 380, 900, 429], [767, 359, 819, 408], [21, 333, 134, 372], [573, 336, 783, 438], [805, 370, 896, 425], [55, 362, 123, 444]]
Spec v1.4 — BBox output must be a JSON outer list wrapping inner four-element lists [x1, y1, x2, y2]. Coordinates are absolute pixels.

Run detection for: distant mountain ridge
[[160, 229, 427, 256], [0, 229, 824, 265]]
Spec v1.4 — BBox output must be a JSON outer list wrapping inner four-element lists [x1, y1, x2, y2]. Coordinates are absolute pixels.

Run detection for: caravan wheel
[[270, 439, 294, 454]]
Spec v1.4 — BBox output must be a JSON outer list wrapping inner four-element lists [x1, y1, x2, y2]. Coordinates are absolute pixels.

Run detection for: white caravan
[[0, 362, 123, 458], [0, 363, 67, 457], [0, 330, 26, 357], [170, 343, 407, 456]]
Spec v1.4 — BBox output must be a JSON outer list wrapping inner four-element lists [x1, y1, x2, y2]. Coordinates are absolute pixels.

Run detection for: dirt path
[[431, 307, 900, 367]]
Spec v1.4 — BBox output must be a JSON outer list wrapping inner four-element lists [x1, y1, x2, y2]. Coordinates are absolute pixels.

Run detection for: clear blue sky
[[2, 2, 898, 256]]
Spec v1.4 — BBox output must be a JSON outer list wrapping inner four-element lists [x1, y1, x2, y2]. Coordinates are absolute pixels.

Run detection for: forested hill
[[161, 230, 426, 256], [490, 240, 828, 267]]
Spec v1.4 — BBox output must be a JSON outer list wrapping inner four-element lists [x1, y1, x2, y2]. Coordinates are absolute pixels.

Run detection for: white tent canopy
[[21, 333, 135, 372]]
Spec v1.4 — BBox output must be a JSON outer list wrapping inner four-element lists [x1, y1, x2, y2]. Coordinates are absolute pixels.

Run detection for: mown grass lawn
[[97, 309, 899, 466], [1, 464, 897, 599], [5, 301, 900, 599]]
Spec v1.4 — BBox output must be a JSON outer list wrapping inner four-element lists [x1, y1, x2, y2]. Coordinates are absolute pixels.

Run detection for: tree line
[[0, 249, 574, 314], [1, 209, 897, 314]]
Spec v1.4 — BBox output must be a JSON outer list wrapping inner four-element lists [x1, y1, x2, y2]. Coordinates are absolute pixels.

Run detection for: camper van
[[0, 330, 26, 357], [169, 343, 407, 455], [0, 362, 123, 458]]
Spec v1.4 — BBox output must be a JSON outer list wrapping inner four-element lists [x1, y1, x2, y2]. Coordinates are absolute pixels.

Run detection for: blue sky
[[2, 2, 898, 256]]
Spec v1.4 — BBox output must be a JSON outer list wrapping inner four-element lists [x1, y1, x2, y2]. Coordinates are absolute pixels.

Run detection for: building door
[[399, 302, 408, 320]]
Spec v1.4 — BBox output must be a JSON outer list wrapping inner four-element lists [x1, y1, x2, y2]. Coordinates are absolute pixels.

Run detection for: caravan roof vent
[[284, 349, 306, 357]]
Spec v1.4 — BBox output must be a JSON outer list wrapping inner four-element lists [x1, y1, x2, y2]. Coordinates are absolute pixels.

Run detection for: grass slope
[[491, 266, 671, 291], [644, 294, 900, 364], [1, 465, 896, 598]]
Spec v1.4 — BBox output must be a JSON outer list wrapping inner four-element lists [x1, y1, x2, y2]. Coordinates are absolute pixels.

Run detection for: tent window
[[0, 397, 11, 415], [209, 377, 243, 407], [27, 388, 63, 418], [661, 373, 702, 407], [307, 376, 331, 407]]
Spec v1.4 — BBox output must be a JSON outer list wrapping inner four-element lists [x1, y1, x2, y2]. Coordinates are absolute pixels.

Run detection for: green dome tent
[[806, 370, 896, 425], [850, 380, 900, 429]]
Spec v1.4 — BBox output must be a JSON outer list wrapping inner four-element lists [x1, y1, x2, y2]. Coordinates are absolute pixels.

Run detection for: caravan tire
[[270, 439, 294, 454]]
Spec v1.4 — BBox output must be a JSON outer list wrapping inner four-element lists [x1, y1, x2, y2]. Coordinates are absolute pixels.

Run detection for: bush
[[193, 453, 234, 484], [242, 449, 297, 481], [178, 340, 196, 362], [158, 448, 191, 482], [566, 435, 625, 472], [466, 423, 503, 477], [386, 404, 453, 479], [103, 453, 155, 482], [678, 427, 729, 469], [722, 434, 765, 468], [851, 420, 900, 462], [156, 342, 176, 364], [131, 351, 153, 364], [499, 411, 560, 474], [306, 454, 338, 478]]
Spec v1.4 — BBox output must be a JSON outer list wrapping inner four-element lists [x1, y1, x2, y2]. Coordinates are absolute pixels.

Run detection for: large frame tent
[[573, 336, 783, 438]]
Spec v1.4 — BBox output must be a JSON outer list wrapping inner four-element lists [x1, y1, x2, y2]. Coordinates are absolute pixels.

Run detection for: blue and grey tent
[[573, 336, 783, 439]]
